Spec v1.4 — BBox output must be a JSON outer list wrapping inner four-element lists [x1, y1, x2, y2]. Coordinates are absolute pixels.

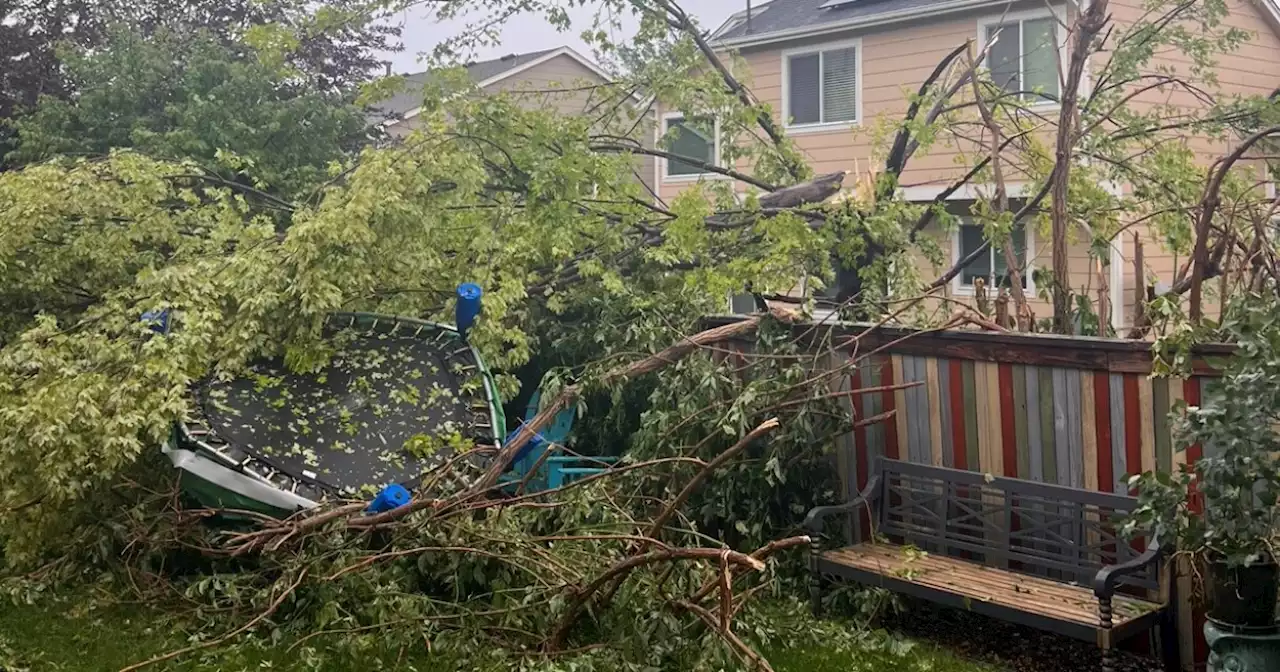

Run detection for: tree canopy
[[0, 0, 398, 166], [2, 0, 1280, 668]]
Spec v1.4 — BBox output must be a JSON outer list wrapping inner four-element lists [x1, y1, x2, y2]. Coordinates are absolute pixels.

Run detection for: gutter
[[715, 0, 1041, 49], [1263, 0, 1280, 37]]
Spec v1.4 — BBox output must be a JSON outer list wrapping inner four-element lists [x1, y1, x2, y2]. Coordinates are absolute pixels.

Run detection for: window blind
[[822, 47, 858, 122], [787, 54, 820, 125], [786, 45, 858, 125]]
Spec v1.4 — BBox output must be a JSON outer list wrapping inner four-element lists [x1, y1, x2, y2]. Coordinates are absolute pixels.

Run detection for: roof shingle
[[373, 48, 561, 119], [714, 0, 948, 42]]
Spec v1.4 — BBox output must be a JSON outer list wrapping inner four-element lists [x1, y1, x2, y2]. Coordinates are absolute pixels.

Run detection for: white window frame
[[659, 111, 721, 183], [975, 6, 1069, 109], [949, 217, 1037, 297], [780, 37, 863, 134]]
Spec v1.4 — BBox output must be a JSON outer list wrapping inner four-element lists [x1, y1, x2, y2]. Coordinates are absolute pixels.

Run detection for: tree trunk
[[1050, 0, 1109, 333]]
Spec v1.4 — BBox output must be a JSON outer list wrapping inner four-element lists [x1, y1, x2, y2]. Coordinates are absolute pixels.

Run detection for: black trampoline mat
[[199, 327, 492, 493]]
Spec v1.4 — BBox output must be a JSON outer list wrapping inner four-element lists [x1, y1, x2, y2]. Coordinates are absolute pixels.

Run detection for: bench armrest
[[1093, 538, 1162, 599], [802, 475, 881, 536]]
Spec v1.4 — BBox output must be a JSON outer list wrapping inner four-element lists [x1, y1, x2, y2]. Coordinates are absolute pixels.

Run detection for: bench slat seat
[[820, 543, 1164, 641]]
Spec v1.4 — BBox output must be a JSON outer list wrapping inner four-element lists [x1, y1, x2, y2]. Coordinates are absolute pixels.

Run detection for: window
[[784, 40, 860, 128], [983, 14, 1060, 102], [956, 221, 1031, 291], [729, 292, 757, 315], [662, 115, 717, 178]]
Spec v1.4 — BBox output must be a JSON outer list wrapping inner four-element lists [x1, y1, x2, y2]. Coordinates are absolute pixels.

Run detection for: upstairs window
[[983, 14, 1060, 103], [784, 40, 860, 127], [957, 220, 1031, 291], [662, 115, 717, 178]]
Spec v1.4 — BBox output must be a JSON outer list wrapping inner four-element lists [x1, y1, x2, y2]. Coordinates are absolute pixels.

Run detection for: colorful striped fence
[[842, 355, 1208, 499], [703, 317, 1234, 670]]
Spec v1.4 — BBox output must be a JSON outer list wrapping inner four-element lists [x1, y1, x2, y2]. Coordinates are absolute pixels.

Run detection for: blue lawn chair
[[503, 384, 618, 492]]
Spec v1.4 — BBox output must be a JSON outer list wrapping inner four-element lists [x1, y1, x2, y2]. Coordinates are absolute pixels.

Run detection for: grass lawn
[[0, 595, 993, 672]]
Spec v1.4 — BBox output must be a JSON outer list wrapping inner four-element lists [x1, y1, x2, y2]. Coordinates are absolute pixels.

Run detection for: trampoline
[[164, 310, 504, 514]]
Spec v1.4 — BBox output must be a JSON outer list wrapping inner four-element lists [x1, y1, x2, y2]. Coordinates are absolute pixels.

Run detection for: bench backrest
[[871, 459, 1158, 591]]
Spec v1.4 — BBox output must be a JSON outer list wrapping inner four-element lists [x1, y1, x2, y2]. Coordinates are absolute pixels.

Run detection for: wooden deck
[[822, 543, 1162, 627]]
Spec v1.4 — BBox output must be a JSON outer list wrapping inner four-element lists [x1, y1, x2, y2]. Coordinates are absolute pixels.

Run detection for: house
[[374, 45, 656, 200], [654, 0, 1280, 329], [375, 47, 614, 134]]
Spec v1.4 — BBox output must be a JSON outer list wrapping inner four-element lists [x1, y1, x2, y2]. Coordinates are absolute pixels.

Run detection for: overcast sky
[[384, 0, 748, 73]]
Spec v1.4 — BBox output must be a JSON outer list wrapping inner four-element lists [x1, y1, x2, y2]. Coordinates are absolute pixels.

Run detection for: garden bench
[[804, 458, 1178, 672]]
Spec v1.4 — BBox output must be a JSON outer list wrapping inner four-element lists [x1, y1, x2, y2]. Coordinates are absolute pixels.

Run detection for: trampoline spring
[[413, 325, 425, 338]]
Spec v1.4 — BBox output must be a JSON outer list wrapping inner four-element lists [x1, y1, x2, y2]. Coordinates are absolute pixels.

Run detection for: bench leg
[[1158, 607, 1181, 672], [1099, 596, 1116, 672], [809, 539, 823, 618]]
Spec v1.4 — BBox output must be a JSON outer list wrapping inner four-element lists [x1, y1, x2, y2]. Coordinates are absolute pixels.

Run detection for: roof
[[464, 48, 561, 83], [714, 0, 947, 43], [714, 0, 1280, 47], [373, 46, 615, 122]]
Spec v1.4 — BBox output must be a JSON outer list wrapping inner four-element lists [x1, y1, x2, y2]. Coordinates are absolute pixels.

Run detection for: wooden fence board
[[881, 355, 900, 460], [1081, 371, 1099, 492], [939, 358, 954, 469], [907, 356, 930, 465], [1093, 372, 1113, 494], [865, 360, 881, 460], [1026, 365, 1044, 482], [1123, 374, 1142, 484], [926, 357, 944, 467], [1012, 364, 1030, 479], [850, 363, 867, 499], [1139, 375, 1156, 474], [999, 363, 1018, 478], [1065, 368, 1084, 489], [974, 362, 990, 473], [985, 362, 1004, 477], [1154, 377, 1171, 473], [1039, 367, 1057, 484], [1110, 373, 1128, 493], [962, 360, 979, 471], [893, 355, 910, 460], [949, 358, 967, 469]]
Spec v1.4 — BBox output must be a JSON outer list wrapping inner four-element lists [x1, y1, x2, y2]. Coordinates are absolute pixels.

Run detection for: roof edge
[[714, 0, 1034, 49], [395, 46, 638, 124], [474, 46, 608, 89], [1261, 0, 1280, 39]]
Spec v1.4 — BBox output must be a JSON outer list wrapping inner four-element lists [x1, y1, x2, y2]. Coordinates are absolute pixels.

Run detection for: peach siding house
[[655, 0, 1280, 328]]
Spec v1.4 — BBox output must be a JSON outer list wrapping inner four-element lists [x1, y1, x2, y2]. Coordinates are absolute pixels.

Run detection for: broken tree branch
[[1050, 0, 1110, 333], [1189, 125, 1280, 321]]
